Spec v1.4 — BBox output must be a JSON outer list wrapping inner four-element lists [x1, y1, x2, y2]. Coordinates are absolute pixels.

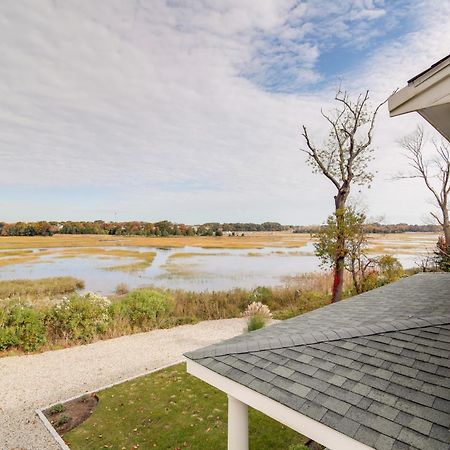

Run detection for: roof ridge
[[186, 315, 449, 360]]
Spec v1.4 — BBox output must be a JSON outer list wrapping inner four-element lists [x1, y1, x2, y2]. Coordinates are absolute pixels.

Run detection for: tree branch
[[301, 125, 341, 190]]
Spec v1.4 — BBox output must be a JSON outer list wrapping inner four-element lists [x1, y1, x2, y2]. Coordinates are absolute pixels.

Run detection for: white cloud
[[0, 0, 449, 224]]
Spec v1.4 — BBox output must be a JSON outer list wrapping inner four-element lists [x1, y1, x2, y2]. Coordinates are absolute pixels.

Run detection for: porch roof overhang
[[388, 54, 450, 141], [185, 274, 450, 450], [187, 359, 373, 450]]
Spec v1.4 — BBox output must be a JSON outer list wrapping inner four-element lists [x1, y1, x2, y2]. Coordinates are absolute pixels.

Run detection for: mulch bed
[[43, 393, 99, 435]]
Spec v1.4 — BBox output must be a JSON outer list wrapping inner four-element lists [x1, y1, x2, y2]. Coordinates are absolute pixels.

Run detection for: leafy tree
[[314, 207, 375, 295], [301, 89, 385, 302], [377, 255, 404, 284]]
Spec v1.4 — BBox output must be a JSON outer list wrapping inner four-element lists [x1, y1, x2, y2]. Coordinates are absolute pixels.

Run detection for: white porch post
[[228, 395, 248, 450]]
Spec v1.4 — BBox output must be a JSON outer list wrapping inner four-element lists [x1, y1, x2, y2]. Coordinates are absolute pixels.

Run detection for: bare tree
[[301, 90, 385, 302], [399, 127, 450, 253]]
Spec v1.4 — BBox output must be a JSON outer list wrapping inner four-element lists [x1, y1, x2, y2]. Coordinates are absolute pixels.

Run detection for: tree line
[[0, 221, 286, 237], [293, 223, 439, 234], [0, 220, 440, 237]]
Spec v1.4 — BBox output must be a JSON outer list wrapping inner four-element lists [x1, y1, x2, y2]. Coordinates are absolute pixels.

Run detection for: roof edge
[[408, 53, 450, 84], [185, 315, 449, 360]]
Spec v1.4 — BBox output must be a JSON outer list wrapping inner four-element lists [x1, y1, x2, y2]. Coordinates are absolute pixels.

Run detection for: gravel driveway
[[0, 318, 246, 450]]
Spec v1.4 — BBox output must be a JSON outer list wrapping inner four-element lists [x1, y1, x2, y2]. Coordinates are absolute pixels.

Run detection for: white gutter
[[187, 359, 374, 450]]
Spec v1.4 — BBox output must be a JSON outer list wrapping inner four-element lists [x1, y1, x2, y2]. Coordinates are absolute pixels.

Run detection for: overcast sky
[[1, 0, 449, 225]]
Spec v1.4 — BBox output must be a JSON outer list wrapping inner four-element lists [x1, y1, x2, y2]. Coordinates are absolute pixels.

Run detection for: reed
[[0, 232, 311, 250], [0, 276, 84, 300]]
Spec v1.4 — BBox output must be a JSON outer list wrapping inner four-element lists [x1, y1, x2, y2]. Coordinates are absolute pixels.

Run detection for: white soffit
[[388, 55, 450, 141]]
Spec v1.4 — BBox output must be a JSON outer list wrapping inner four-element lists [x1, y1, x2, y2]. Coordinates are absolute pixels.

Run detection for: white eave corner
[[388, 55, 450, 117]]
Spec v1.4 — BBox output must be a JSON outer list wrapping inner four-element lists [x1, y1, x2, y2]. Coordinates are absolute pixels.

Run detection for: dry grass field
[[0, 232, 439, 271], [366, 232, 439, 254], [0, 231, 438, 250], [0, 232, 310, 250]]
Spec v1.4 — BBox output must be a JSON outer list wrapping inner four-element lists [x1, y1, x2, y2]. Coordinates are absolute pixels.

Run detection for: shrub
[[249, 286, 274, 306], [56, 414, 70, 426], [115, 289, 175, 329], [0, 300, 46, 351], [0, 326, 18, 350], [377, 255, 404, 284], [360, 270, 379, 292], [115, 283, 129, 295], [434, 236, 450, 272], [247, 315, 267, 332], [46, 292, 111, 342], [49, 404, 64, 415]]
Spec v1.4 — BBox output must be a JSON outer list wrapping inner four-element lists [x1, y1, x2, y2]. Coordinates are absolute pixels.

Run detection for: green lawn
[[64, 363, 308, 450]]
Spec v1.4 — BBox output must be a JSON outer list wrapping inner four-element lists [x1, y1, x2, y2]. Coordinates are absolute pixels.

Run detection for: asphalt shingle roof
[[185, 273, 450, 450]]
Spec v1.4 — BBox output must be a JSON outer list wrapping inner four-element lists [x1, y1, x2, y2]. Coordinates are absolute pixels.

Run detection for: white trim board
[[187, 359, 374, 450], [36, 360, 184, 450]]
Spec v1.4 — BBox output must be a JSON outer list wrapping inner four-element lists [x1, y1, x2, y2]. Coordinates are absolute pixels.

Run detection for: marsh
[[0, 233, 438, 294]]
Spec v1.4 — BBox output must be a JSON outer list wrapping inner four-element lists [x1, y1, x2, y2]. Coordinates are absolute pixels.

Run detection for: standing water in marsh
[[0, 235, 437, 294], [0, 245, 317, 293]]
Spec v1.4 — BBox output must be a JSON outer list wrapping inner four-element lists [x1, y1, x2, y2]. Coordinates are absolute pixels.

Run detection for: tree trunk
[[351, 261, 362, 294], [332, 256, 345, 303], [443, 208, 450, 250], [331, 190, 348, 303]]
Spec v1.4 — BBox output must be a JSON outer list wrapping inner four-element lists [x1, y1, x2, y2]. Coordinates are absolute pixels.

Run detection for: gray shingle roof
[[185, 273, 450, 450]]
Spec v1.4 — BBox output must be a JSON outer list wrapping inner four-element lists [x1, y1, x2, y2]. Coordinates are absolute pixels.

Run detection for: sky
[[1, 0, 449, 225]]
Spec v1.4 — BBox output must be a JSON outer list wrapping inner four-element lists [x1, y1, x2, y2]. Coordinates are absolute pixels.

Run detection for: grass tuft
[[247, 315, 267, 332]]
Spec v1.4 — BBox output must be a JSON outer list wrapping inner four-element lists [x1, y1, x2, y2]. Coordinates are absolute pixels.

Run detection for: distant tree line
[[293, 223, 440, 234], [0, 220, 439, 237], [0, 220, 287, 237]]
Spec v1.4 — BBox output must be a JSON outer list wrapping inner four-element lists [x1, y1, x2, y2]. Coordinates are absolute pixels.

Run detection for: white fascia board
[[388, 64, 450, 117], [187, 359, 374, 450]]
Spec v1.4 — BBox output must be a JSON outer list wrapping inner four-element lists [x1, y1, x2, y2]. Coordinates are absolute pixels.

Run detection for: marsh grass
[[0, 271, 336, 355], [0, 232, 311, 250], [169, 252, 231, 259], [0, 276, 84, 300], [0, 249, 34, 257], [0, 271, 380, 355], [170, 272, 334, 321], [61, 248, 146, 257], [104, 258, 154, 272], [0, 249, 53, 267], [159, 262, 205, 278], [56, 248, 156, 272], [0, 254, 41, 267], [367, 245, 419, 254]]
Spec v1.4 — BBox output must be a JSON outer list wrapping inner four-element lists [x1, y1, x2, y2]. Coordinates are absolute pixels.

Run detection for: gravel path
[[0, 318, 247, 450]]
